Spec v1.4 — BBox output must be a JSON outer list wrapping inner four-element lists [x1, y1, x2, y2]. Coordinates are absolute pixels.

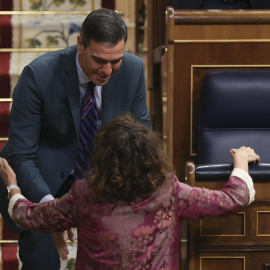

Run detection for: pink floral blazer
[[9, 168, 255, 270]]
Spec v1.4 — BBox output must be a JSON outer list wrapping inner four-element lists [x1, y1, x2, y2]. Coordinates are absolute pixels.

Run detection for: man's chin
[[94, 77, 110, 86]]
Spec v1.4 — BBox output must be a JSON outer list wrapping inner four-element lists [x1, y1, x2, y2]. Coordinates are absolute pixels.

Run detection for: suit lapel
[[102, 78, 115, 128], [64, 47, 81, 138]]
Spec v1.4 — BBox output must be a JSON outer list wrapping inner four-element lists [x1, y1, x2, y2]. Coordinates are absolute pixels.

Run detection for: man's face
[[77, 36, 125, 86]]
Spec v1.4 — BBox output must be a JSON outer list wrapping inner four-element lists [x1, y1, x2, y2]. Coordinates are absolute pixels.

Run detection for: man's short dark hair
[[80, 8, 128, 48]]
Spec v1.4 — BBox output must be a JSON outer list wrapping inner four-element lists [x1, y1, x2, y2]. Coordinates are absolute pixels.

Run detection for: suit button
[[60, 173, 65, 179]]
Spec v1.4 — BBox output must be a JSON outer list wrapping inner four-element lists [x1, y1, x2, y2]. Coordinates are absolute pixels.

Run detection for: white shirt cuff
[[39, 194, 54, 204], [230, 168, 255, 204], [8, 194, 27, 217]]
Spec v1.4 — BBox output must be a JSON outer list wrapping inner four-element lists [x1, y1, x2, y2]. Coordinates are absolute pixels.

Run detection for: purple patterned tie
[[73, 81, 97, 180]]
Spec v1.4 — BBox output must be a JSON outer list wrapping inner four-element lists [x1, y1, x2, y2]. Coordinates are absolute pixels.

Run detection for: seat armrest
[[195, 163, 270, 181]]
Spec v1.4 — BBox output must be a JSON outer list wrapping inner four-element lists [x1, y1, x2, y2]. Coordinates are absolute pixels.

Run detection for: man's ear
[[77, 35, 83, 53]]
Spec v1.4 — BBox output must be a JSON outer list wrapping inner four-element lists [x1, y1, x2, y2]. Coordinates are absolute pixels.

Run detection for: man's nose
[[101, 63, 112, 75]]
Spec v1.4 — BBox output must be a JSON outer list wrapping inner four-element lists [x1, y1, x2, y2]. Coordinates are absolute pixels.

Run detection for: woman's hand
[[230, 146, 260, 172], [52, 228, 75, 260], [0, 157, 17, 187]]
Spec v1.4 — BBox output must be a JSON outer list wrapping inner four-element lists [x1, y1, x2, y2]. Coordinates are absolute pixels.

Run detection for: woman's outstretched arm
[[174, 146, 259, 220]]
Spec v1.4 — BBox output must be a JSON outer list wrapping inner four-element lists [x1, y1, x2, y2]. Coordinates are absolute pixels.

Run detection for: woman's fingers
[[52, 231, 69, 260], [67, 228, 75, 242], [231, 146, 260, 163]]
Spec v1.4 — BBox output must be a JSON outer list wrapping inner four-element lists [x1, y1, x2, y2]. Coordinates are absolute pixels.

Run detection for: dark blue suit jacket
[[169, 0, 270, 9], [0, 46, 151, 233]]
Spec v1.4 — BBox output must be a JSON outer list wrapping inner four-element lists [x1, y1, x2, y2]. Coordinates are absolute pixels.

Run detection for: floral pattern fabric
[[10, 171, 251, 270]]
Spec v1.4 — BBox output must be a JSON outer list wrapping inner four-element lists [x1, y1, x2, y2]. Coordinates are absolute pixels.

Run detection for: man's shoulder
[[124, 51, 142, 63], [29, 45, 77, 67], [119, 51, 144, 74]]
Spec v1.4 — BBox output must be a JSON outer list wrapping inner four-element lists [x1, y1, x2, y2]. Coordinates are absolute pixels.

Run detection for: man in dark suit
[[169, 0, 270, 9], [0, 8, 151, 270]]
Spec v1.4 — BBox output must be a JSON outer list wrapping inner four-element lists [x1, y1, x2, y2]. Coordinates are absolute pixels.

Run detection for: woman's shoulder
[[72, 179, 94, 195], [150, 172, 177, 197]]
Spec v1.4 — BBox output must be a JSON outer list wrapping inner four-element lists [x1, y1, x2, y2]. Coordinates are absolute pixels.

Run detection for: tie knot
[[87, 81, 96, 95]]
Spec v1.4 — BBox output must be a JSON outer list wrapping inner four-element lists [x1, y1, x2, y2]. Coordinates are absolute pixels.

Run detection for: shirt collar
[[76, 52, 91, 85]]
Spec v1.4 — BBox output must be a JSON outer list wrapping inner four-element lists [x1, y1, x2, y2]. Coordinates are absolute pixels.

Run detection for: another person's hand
[[52, 228, 75, 260], [230, 146, 260, 172], [0, 157, 17, 187]]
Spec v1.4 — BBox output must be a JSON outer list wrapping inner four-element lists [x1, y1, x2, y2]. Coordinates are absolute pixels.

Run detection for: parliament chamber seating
[[185, 71, 270, 270], [162, 9, 270, 269]]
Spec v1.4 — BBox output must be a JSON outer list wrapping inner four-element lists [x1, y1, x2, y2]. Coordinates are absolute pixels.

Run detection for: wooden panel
[[257, 212, 270, 236], [200, 213, 245, 236], [173, 10, 270, 25], [196, 252, 270, 270], [200, 257, 245, 270], [165, 9, 270, 269], [173, 24, 270, 41]]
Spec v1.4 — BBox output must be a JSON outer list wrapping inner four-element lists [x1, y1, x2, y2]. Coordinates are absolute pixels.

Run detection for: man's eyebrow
[[91, 55, 123, 62]]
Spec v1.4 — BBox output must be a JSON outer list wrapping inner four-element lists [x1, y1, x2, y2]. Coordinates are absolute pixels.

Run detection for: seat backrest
[[198, 71, 270, 164]]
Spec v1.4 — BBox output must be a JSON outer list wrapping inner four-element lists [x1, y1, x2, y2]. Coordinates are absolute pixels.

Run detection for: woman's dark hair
[[86, 113, 173, 201], [80, 8, 128, 48]]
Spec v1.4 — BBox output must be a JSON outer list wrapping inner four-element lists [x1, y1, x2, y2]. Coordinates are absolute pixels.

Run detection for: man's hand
[[52, 228, 75, 260], [0, 158, 17, 187]]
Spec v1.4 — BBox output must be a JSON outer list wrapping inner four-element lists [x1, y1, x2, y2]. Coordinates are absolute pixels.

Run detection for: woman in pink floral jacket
[[0, 114, 258, 270]]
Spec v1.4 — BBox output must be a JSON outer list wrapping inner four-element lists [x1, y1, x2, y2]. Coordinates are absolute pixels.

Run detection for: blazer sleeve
[[5, 64, 52, 202], [172, 169, 255, 221], [9, 185, 77, 233]]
